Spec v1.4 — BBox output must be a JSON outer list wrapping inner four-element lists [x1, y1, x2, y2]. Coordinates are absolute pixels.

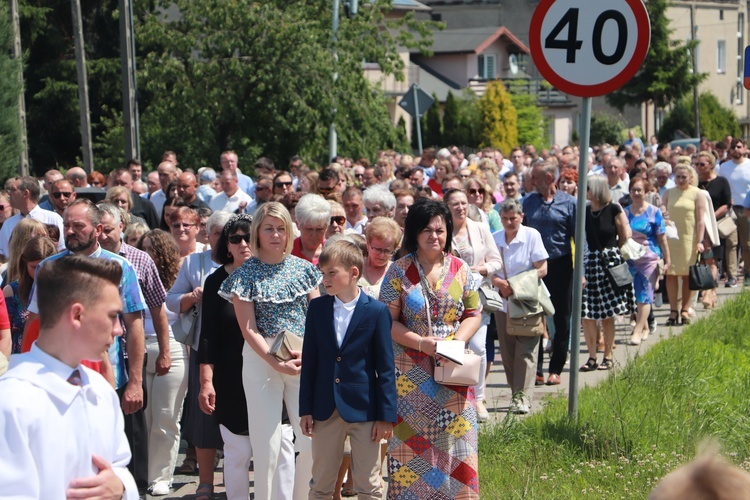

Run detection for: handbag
[[587, 207, 633, 290], [619, 237, 647, 261], [688, 253, 717, 291], [506, 312, 546, 337], [415, 257, 481, 386], [478, 283, 504, 313], [173, 252, 205, 346], [717, 214, 737, 238], [268, 331, 304, 361]]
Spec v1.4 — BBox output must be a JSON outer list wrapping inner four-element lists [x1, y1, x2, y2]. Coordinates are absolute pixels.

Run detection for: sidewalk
[[154, 286, 743, 499]]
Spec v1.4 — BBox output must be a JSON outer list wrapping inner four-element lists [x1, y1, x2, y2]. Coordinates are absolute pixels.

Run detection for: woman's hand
[[273, 357, 302, 376], [696, 241, 705, 254], [418, 336, 442, 358], [198, 382, 216, 415], [471, 264, 488, 276], [190, 286, 203, 303]]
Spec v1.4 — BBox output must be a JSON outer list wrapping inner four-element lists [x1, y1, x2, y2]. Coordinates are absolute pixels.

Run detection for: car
[[669, 138, 700, 150]]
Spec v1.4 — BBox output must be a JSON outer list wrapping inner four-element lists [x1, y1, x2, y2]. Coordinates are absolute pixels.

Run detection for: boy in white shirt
[[0, 255, 138, 499]]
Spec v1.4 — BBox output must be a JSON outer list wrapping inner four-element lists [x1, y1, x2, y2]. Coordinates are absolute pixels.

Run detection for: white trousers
[[242, 342, 312, 500], [220, 423, 296, 500], [469, 323, 488, 401], [145, 337, 189, 485]]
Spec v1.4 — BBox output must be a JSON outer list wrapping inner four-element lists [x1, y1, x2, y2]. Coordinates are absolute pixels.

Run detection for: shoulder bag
[[416, 257, 481, 387], [588, 206, 633, 290], [500, 248, 546, 337], [173, 252, 205, 346], [688, 252, 717, 291], [478, 283, 504, 313], [717, 214, 737, 238]]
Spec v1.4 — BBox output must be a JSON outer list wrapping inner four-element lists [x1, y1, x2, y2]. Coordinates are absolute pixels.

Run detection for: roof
[[412, 26, 530, 55], [391, 0, 432, 11]]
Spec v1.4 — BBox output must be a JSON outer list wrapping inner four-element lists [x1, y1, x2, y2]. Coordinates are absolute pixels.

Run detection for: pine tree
[[442, 91, 460, 146], [479, 81, 518, 154], [606, 0, 706, 124], [0, 5, 21, 180], [424, 93, 442, 148]]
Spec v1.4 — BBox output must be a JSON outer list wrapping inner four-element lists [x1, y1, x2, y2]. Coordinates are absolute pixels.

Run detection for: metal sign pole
[[568, 96, 591, 419], [413, 85, 423, 154]]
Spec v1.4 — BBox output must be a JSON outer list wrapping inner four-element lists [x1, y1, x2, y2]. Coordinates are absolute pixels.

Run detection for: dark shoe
[[579, 357, 599, 372], [598, 358, 614, 370], [665, 310, 680, 326], [681, 311, 692, 325], [535, 374, 545, 386], [726, 277, 737, 288], [195, 483, 214, 500], [546, 373, 561, 385]]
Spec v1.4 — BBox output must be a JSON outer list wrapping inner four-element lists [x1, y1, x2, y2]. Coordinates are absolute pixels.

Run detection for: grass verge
[[479, 293, 750, 498]]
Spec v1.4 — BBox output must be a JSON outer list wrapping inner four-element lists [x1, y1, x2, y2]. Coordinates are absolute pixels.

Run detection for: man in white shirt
[[147, 161, 178, 220], [210, 169, 252, 213], [0, 175, 64, 260], [343, 187, 367, 234], [718, 139, 750, 285], [0, 255, 138, 499], [605, 158, 629, 203], [220, 150, 254, 195]]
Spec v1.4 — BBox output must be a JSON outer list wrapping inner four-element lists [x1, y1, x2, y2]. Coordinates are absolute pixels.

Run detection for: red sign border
[[529, 0, 651, 97]]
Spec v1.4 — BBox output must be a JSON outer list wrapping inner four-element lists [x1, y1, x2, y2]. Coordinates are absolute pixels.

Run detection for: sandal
[[195, 482, 214, 500], [681, 311, 692, 325], [177, 456, 197, 474], [579, 357, 598, 372], [665, 310, 680, 326], [342, 488, 357, 497], [598, 358, 613, 370]]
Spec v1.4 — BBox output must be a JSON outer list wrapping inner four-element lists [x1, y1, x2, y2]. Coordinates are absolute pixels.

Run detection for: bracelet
[[418, 338, 422, 352]]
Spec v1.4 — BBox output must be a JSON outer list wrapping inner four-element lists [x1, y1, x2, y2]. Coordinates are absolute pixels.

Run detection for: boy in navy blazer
[[300, 240, 396, 500]]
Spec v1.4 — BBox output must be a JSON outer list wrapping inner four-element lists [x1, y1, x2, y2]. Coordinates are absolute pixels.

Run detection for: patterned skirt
[[582, 247, 635, 320], [387, 343, 479, 499]]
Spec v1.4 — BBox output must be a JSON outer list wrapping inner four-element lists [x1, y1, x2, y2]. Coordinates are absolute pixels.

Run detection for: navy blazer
[[299, 292, 397, 423]]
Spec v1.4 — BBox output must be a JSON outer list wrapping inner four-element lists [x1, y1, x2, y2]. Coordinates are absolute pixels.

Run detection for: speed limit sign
[[529, 0, 650, 97]]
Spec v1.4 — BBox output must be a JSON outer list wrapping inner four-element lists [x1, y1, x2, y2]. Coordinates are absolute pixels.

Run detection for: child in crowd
[[300, 240, 397, 499]]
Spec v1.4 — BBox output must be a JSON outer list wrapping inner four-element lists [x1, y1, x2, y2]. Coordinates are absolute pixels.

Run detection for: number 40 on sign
[[529, 0, 650, 97]]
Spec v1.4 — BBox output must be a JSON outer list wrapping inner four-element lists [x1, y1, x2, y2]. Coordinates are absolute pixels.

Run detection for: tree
[[589, 112, 627, 146], [424, 93, 442, 148], [606, 0, 706, 125], [506, 80, 547, 150], [442, 91, 460, 146], [657, 92, 741, 142], [0, 5, 21, 180], [479, 81, 517, 154]]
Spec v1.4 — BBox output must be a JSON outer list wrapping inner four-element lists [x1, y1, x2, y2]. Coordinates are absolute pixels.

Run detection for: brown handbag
[[500, 247, 546, 337]]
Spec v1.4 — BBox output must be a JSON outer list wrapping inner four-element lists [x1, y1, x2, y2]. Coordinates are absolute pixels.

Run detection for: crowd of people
[[1, 134, 749, 499]]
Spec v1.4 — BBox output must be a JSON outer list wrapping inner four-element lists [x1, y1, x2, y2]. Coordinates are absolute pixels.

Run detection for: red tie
[[67, 369, 82, 386]]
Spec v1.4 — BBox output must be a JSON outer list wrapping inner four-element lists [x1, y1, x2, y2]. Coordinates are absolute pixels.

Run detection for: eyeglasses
[[468, 188, 485, 196], [697, 162, 710, 167], [369, 245, 393, 255], [228, 233, 251, 244], [330, 215, 346, 226], [318, 186, 334, 193], [354, 173, 364, 178], [171, 222, 195, 229], [255, 185, 271, 192], [274, 181, 293, 188], [52, 192, 73, 199], [674, 175, 688, 179]]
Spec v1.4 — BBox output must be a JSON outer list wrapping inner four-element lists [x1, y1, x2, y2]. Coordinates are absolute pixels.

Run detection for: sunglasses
[[354, 173, 364, 178], [228, 233, 251, 244], [468, 188, 485, 196], [52, 192, 73, 199], [255, 185, 271, 192], [274, 181, 293, 188], [171, 222, 195, 229], [697, 162, 710, 167], [330, 215, 346, 226], [318, 186, 334, 193]]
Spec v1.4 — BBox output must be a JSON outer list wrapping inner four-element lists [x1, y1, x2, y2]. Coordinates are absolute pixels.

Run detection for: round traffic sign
[[529, 0, 650, 97]]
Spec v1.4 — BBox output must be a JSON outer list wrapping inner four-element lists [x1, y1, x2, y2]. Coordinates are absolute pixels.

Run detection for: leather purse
[[717, 215, 737, 238], [478, 283, 504, 313], [268, 331, 304, 361], [173, 252, 205, 346], [688, 253, 717, 291], [433, 351, 481, 386], [606, 261, 634, 289], [506, 312, 546, 337]]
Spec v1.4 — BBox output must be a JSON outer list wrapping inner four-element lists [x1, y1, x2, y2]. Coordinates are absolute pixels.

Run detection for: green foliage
[[479, 81, 517, 153], [506, 80, 547, 150], [0, 4, 22, 179], [658, 92, 741, 142], [441, 90, 460, 146], [590, 112, 627, 146], [423, 92, 442, 148], [606, 0, 706, 112], [479, 292, 750, 497]]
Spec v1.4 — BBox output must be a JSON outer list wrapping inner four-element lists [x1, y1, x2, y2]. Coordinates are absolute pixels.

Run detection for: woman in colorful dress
[[219, 202, 321, 500], [380, 198, 481, 499]]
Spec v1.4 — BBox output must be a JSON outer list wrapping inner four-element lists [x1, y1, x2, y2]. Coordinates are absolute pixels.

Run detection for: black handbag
[[587, 206, 633, 290], [688, 253, 716, 291]]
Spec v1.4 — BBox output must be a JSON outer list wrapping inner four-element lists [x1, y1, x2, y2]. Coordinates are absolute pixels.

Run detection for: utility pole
[[9, 0, 29, 175], [119, 0, 140, 162], [690, 3, 701, 138], [329, 0, 340, 164], [71, 0, 94, 173]]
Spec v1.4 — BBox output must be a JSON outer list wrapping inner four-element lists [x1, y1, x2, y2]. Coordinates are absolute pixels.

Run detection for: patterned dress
[[379, 253, 481, 499]]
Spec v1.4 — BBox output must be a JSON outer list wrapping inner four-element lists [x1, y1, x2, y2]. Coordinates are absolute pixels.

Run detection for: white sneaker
[[150, 481, 170, 496], [476, 400, 489, 422], [512, 402, 530, 415]]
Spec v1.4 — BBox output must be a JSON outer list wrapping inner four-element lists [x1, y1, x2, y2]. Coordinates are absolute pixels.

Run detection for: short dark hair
[[365, 166, 383, 179], [255, 156, 275, 171], [36, 255, 122, 329], [319, 168, 339, 183], [126, 158, 141, 168], [401, 199, 452, 255], [213, 216, 254, 265], [18, 176, 41, 202]]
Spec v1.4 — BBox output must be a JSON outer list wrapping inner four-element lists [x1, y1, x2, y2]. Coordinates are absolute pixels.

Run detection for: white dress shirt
[[141, 189, 167, 220], [0, 344, 138, 499], [333, 291, 359, 347], [345, 216, 368, 234], [718, 158, 750, 205], [209, 189, 253, 213], [0, 204, 64, 258]]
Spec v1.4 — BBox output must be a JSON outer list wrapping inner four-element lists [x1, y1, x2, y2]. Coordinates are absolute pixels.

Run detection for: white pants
[[469, 323, 488, 401], [220, 423, 295, 500], [145, 337, 189, 485], [242, 342, 312, 500]]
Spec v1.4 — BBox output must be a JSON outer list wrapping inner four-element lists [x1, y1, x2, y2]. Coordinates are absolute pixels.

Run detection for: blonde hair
[[8, 219, 49, 283], [365, 217, 401, 247], [250, 202, 295, 257], [106, 186, 134, 211], [318, 239, 364, 275]]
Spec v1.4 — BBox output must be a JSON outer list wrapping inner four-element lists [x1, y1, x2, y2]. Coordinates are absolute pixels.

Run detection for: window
[[478, 54, 496, 80], [718, 40, 727, 73]]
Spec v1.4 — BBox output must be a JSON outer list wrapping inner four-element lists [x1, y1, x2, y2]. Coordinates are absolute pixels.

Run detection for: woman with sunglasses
[[0, 191, 16, 232], [466, 176, 502, 231], [325, 201, 347, 239], [273, 172, 295, 198], [444, 188, 503, 422]]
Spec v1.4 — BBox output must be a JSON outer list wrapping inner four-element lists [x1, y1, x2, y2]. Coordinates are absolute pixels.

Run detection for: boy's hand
[[66, 454, 124, 499], [372, 421, 393, 441], [301, 415, 314, 437]]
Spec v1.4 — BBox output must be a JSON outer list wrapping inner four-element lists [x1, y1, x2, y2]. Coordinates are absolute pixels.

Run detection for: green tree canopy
[[506, 80, 547, 150], [589, 112, 627, 146], [658, 92, 741, 142], [0, 4, 22, 179], [424, 92, 442, 148]]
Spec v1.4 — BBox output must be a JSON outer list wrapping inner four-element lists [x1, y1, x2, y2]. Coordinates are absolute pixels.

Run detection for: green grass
[[479, 293, 750, 498]]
